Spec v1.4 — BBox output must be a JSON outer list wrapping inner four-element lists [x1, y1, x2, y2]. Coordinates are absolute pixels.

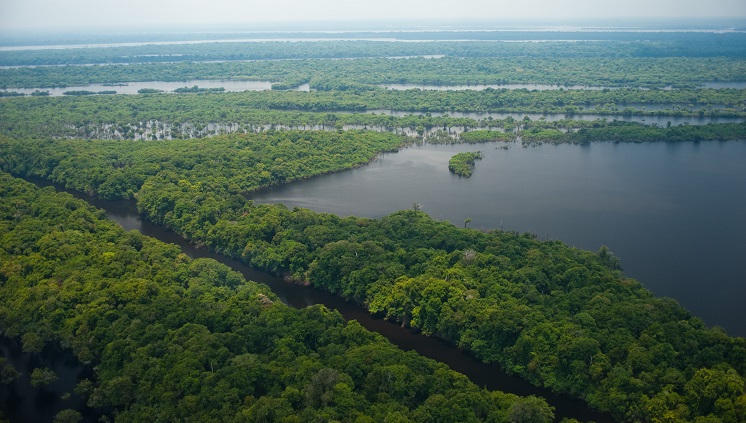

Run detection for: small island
[[448, 151, 483, 177], [174, 85, 225, 93]]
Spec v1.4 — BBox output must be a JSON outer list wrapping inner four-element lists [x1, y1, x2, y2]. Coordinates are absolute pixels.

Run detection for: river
[[14, 178, 613, 423], [250, 140, 746, 337]]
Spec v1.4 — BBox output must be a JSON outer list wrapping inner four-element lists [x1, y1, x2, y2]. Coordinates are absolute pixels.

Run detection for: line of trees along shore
[[1, 93, 744, 142], [3, 55, 746, 90], [2, 33, 746, 66], [3, 88, 745, 114], [1, 131, 744, 422], [448, 152, 483, 177], [1, 172, 560, 422]]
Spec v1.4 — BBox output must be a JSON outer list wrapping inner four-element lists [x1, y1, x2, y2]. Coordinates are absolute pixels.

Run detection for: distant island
[[449, 151, 483, 177]]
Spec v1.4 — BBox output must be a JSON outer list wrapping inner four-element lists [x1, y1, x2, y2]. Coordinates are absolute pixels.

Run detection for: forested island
[[1, 24, 745, 423], [449, 151, 483, 177]]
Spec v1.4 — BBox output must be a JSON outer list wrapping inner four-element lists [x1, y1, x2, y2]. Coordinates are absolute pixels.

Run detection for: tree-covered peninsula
[[0, 172, 553, 422]]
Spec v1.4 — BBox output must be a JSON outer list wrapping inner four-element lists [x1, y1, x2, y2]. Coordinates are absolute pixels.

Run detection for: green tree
[[30, 367, 58, 387]]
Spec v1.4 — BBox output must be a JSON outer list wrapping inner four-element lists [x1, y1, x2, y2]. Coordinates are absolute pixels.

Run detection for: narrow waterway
[[0, 337, 99, 423]]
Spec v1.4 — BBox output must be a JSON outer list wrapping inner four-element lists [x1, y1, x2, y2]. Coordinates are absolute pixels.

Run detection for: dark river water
[[0, 337, 99, 422], [251, 140, 746, 337], [8, 178, 614, 423]]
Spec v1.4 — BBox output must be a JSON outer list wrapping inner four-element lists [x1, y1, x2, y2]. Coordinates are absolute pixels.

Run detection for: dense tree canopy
[[0, 172, 546, 422], [448, 152, 483, 177]]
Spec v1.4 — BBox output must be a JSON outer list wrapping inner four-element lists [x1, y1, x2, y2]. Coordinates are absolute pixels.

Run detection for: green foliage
[[3, 93, 742, 144], [0, 359, 20, 384], [53, 409, 82, 423], [3, 119, 746, 421], [30, 367, 59, 387], [2, 37, 746, 87], [2, 34, 746, 421], [508, 396, 554, 423], [448, 152, 483, 177], [0, 173, 538, 422], [0, 131, 406, 199], [173, 85, 225, 93], [460, 130, 515, 143], [130, 170, 746, 422], [21, 331, 45, 353]]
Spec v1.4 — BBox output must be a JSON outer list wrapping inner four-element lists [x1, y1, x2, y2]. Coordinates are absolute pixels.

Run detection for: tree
[[0, 360, 19, 384], [54, 409, 82, 423], [507, 396, 554, 423], [21, 332, 44, 353], [30, 367, 58, 387]]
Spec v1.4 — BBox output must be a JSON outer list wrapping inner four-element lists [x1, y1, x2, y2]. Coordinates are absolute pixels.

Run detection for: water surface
[[0, 79, 310, 96], [251, 140, 746, 336]]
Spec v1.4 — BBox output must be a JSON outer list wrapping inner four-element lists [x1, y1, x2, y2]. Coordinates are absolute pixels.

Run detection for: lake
[[250, 140, 746, 337]]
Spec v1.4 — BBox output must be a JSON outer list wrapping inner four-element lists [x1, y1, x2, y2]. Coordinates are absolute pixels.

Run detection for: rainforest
[[1, 17, 745, 423]]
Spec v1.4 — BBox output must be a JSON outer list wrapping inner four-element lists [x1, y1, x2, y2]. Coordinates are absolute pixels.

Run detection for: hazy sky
[[1, 0, 746, 31]]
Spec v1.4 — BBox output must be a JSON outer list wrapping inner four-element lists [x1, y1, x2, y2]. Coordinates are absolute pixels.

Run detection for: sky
[[1, 0, 746, 31]]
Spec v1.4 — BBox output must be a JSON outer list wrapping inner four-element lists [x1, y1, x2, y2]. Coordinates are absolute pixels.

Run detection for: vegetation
[[3, 29, 745, 422], [448, 152, 483, 177], [173, 85, 225, 93], [2, 131, 745, 422], [0, 172, 549, 422], [0, 131, 406, 200], [460, 131, 514, 143], [2, 32, 746, 67], [3, 53, 746, 90], [1, 93, 744, 143], [29, 367, 59, 387], [136, 88, 163, 94]]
